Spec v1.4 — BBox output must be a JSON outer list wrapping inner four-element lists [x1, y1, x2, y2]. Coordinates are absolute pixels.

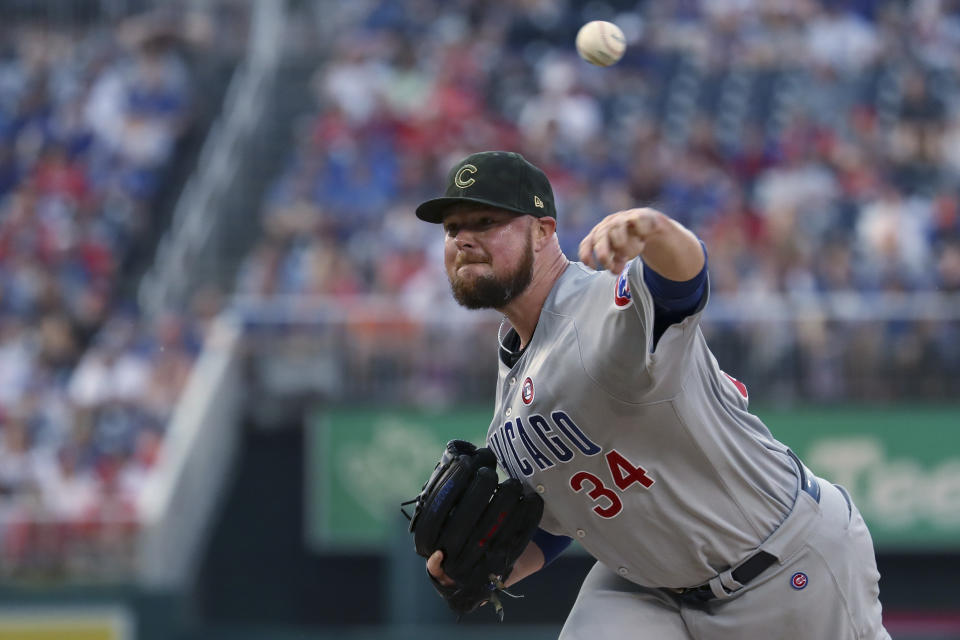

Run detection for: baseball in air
[[575, 20, 626, 67]]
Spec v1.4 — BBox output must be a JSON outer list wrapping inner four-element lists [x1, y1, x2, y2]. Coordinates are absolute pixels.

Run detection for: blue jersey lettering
[[504, 420, 534, 476], [516, 417, 554, 470], [529, 414, 574, 462], [488, 431, 512, 476], [552, 411, 601, 456]]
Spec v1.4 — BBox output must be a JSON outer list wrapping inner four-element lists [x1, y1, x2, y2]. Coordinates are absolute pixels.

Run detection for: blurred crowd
[[239, 0, 960, 402], [0, 13, 204, 577], [243, 0, 960, 299], [5, 0, 960, 581]]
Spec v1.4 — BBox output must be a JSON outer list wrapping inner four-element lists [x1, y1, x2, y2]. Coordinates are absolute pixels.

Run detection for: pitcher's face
[[443, 208, 535, 309]]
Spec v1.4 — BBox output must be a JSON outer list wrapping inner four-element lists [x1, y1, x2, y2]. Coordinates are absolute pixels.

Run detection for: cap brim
[[415, 196, 532, 223]]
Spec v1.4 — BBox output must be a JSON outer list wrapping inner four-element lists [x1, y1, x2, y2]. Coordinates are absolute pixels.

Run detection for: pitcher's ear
[[535, 216, 556, 245]]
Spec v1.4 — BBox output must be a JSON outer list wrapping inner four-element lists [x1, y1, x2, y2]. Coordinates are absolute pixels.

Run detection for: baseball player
[[414, 151, 890, 639]]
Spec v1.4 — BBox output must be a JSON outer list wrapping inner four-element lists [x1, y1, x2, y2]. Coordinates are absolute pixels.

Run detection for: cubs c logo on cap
[[790, 572, 808, 590], [454, 164, 478, 188]]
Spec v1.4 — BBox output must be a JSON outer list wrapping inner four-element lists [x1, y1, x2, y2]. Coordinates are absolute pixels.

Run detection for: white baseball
[[575, 20, 626, 67]]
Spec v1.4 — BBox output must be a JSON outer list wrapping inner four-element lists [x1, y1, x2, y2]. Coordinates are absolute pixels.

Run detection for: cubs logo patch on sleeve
[[614, 264, 632, 308], [791, 572, 808, 590]]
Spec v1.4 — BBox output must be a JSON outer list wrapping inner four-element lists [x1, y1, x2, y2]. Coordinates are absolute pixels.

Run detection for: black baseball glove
[[402, 440, 544, 620]]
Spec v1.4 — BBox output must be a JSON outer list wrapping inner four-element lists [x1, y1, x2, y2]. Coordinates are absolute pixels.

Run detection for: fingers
[[593, 232, 615, 271], [427, 550, 456, 587], [605, 221, 641, 274], [578, 231, 598, 267], [624, 208, 658, 238], [580, 208, 656, 273]]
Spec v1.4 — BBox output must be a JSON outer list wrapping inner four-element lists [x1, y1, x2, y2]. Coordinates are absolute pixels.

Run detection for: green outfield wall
[[307, 406, 960, 552]]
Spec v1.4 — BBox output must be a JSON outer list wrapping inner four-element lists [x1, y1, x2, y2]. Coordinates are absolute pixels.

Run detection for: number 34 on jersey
[[488, 411, 655, 520], [570, 449, 654, 519]]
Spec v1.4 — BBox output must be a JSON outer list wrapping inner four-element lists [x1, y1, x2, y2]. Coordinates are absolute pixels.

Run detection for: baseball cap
[[416, 151, 556, 223]]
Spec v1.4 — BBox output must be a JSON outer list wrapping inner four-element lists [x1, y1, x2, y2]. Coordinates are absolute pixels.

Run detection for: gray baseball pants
[[558, 480, 890, 639]]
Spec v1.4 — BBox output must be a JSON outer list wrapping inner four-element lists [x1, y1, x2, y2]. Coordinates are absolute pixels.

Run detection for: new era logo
[[534, 195, 544, 208]]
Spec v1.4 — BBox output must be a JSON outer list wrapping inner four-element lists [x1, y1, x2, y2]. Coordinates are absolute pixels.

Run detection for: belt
[[674, 450, 820, 604]]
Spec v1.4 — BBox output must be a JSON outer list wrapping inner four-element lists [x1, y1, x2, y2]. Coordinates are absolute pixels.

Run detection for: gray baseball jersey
[[486, 258, 808, 588], [484, 257, 889, 639]]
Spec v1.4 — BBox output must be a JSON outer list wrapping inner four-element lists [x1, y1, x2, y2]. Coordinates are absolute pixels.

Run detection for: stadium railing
[[138, 0, 284, 316]]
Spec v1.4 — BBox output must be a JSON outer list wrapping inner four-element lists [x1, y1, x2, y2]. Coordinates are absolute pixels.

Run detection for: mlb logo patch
[[521, 377, 534, 404], [614, 264, 632, 308], [791, 572, 808, 590]]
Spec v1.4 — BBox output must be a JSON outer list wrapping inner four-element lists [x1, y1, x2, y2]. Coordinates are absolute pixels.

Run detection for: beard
[[449, 238, 534, 309]]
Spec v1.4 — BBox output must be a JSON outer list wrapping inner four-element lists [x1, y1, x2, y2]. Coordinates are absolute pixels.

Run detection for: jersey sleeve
[[572, 252, 711, 403], [644, 241, 708, 344], [530, 528, 573, 566]]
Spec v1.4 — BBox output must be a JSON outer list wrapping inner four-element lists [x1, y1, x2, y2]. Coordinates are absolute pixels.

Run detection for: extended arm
[[578, 207, 704, 279]]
